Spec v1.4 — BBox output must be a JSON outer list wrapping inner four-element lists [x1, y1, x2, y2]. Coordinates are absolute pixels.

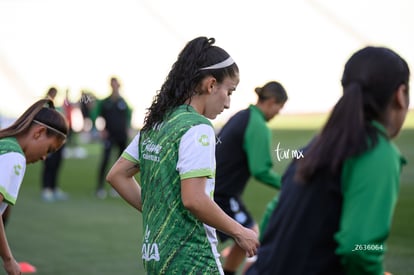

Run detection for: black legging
[[42, 145, 65, 190]]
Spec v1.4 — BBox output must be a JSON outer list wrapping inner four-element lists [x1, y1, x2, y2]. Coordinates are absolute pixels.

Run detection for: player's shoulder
[[361, 133, 401, 165], [0, 137, 24, 156], [170, 105, 212, 127], [343, 132, 404, 184]]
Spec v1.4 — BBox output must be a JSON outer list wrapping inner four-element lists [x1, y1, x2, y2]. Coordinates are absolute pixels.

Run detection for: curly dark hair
[[142, 36, 239, 131]]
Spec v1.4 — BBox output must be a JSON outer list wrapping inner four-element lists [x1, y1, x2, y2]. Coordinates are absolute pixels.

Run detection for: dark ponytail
[[297, 46, 410, 181], [255, 81, 288, 103], [297, 82, 373, 180], [142, 36, 238, 131]]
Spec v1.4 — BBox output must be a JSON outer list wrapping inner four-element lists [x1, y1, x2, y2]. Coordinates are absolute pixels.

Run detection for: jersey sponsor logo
[[142, 153, 160, 162], [142, 225, 160, 262], [141, 138, 162, 163]]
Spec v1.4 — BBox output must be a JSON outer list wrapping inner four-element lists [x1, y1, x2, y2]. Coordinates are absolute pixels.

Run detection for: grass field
[[5, 111, 414, 275]]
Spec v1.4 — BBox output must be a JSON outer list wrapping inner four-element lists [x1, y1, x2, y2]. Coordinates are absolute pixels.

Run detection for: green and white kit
[[122, 105, 223, 274], [0, 137, 26, 214]]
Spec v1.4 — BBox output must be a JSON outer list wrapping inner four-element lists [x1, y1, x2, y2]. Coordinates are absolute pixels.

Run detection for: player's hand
[[3, 257, 21, 275], [384, 272, 393, 275], [233, 226, 259, 257]]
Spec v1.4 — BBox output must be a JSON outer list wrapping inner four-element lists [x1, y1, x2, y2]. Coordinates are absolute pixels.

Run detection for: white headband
[[33, 120, 67, 138], [199, 56, 235, 71]]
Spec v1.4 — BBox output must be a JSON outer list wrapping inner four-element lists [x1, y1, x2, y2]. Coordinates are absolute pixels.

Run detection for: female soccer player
[[214, 81, 287, 275], [107, 36, 259, 274], [246, 46, 410, 275], [0, 99, 68, 275]]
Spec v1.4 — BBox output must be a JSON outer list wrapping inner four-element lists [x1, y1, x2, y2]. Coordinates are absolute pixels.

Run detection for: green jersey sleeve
[[335, 135, 405, 275], [243, 108, 280, 189], [122, 133, 140, 164]]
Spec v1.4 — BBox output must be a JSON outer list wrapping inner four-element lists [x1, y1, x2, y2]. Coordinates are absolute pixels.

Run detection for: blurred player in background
[[246, 46, 410, 275], [92, 77, 132, 199], [214, 81, 288, 275], [41, 87, 71, 202]]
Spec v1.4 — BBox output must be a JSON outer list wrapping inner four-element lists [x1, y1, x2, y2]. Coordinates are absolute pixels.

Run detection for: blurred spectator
[[91, 77, 132, 199], [41, 87, 69, 202], [63, 89, 74, 144]]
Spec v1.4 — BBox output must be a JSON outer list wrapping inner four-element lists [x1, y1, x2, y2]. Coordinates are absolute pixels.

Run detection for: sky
[[1, 0, 413, 128]]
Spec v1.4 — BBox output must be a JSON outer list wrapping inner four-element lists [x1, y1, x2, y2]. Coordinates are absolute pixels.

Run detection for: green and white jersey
[[0, 137, 26, 214], [122, 105, 223, 275]]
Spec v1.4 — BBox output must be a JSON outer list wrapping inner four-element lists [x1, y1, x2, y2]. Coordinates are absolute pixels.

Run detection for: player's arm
[[0, 196, 20, 275], [244, 116, 280, 188], [107, 157, 141, 212], [177, 124, 258, 256], [334, 141, 403, 274], [181, 177, 259, 257], [107, 133, 142, 212]]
